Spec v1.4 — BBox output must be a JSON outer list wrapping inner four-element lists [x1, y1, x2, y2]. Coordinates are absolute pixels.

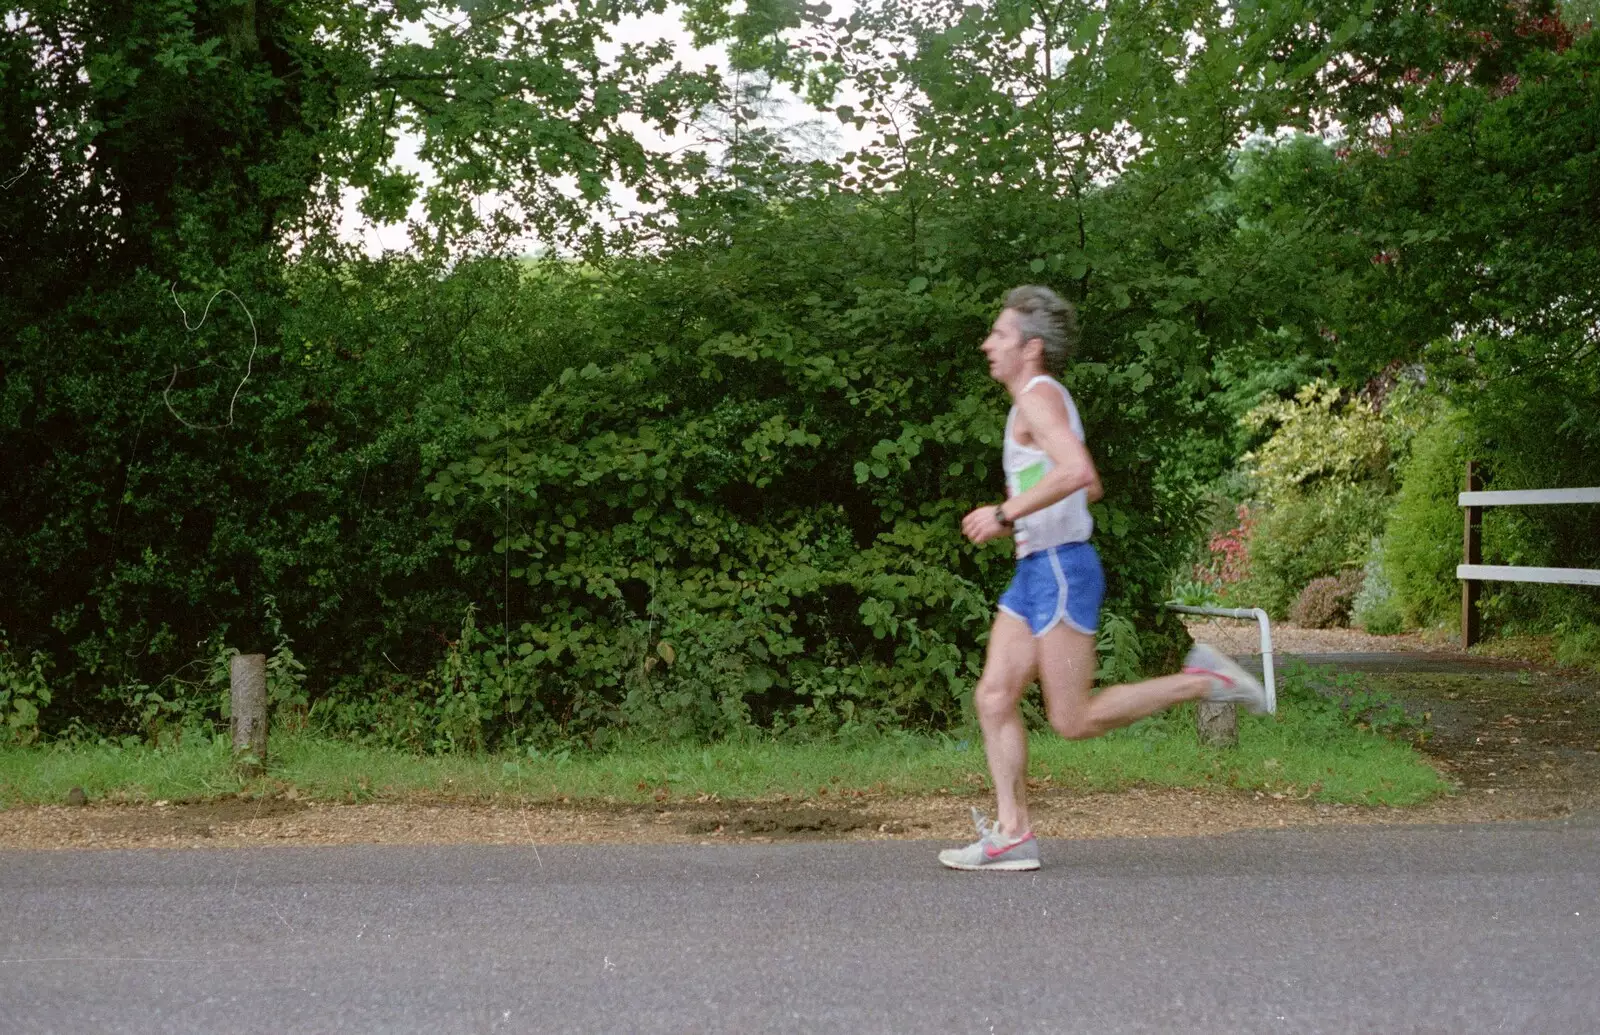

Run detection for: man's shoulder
[[1019, 378, 1073, 412]]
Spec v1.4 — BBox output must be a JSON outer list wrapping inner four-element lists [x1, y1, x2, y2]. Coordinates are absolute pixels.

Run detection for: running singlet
[[1002, 375, 1094, 558]]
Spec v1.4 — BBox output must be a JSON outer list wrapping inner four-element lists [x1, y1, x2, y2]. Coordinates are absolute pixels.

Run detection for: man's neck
[[1004, 366, 1049, 401]]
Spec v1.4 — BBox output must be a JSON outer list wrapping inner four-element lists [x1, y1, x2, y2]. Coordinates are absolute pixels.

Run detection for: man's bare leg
[[974, 612, 1038, 838], [1037, 624, 1212, 740]]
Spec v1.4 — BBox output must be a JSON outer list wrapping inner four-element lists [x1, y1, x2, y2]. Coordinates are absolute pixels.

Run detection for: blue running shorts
[[997, 541, 1104, 637]]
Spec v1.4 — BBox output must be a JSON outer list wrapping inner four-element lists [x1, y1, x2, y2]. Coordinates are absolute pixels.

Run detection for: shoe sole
[[938, 857, 1041, 872]]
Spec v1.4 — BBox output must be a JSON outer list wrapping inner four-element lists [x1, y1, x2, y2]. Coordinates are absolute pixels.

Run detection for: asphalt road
[[3, 820, 1598, 1035]]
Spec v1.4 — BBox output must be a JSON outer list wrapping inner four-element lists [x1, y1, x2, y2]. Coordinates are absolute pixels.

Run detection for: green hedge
[[1379, 411, 1468, 630], [1, 193, 1231, 746]]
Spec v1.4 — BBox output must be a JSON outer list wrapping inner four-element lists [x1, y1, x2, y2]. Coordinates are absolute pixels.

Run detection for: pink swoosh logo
[[984, 833, 1035, 859]]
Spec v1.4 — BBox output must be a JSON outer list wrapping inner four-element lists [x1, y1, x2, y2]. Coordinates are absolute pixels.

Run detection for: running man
[[938, 285, 1272, 873]]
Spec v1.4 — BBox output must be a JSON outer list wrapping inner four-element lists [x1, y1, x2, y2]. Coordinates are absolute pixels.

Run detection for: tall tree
[[0, 0, 735, 291]]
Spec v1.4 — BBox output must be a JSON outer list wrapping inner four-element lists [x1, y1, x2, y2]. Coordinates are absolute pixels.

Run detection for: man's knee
[[1048, 711, 1101, 741], [974, 676, 1020, 723]]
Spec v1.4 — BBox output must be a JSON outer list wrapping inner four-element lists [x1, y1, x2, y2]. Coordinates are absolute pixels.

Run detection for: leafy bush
[[1290, 569, 1365, 629], [1380, 411, 1468, 630], [1230, 482, 1389, 617], [5, 192, 1236, 747], [0, 257, 624, 728], [1222, 379, 1409, 618], [1095, 613, 1145, 688], [1169, 578, 1222, 608], [0, 634, 52, 746], [1352, 540, 1404, 635], [1190, 504, 1254, 597], [1452, 342, 1600, 640], [1239, 381, 1392, 501]]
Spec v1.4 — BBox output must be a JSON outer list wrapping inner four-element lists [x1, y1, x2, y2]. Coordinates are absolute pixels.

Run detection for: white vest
[[1002, 375, 1094, 557]]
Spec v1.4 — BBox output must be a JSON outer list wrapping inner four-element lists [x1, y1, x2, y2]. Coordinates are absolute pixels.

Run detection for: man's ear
[[1024, 337, 1046, 365]]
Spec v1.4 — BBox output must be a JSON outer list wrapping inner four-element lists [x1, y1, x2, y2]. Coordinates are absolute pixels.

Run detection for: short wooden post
[[1462, 460, 1482, 648], [1196, 701, 1238, 748], [231, 653, 268, 774]]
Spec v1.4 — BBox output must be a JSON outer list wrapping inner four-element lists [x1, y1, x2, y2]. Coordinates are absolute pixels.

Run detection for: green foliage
[[1225, 375, 1435, 619], [1554, 624, 1600, 671], [0, 0, 734, 287], [1184, 15, 1598, 647], [423, 198, 1214, 745], [4, 0, 1593, 745], [1169, 579, 1223, 609], [1305, 23, 1600, 639], [1094, 613, 1145, 688], [1352, 539, 1405, 635], [1381, 411, 1469, 630], [262, 595, 307, 720], [1232, 482, 1390, 619], [1276, 660, 1428, 743], [0, 256, 613, 727], [1240, 381, 1392, 503], [0, 634, 53, 746]]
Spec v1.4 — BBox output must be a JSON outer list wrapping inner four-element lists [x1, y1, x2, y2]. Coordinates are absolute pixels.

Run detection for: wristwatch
[[994, 505, 1014, 528]]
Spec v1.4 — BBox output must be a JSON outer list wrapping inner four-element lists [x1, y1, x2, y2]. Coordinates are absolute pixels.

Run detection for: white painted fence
[[1457, 476, 1600, 646]]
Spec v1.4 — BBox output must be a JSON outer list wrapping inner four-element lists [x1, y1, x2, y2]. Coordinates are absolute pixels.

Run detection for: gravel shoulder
[[0, 783, 1584, 852]]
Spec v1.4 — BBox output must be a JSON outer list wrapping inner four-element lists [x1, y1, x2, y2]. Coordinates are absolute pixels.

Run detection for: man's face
[[981, 308, 1032, 381]]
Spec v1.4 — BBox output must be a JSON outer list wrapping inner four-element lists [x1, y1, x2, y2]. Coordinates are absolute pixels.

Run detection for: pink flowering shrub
[[1194, 504, 1254, 595]]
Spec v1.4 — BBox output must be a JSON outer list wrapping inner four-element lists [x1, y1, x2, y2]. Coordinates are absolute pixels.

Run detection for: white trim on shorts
[[997, 604, 1028, 626], [996, 545, 1098, 638], [1041, 546, 1096, 638]]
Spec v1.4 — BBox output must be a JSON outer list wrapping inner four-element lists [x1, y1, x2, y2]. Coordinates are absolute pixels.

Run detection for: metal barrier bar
[[1164, 603, 1275, 712]]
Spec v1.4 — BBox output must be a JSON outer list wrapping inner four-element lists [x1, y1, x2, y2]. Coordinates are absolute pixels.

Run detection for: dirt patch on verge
[[29, 795, 313, 843], [1367, 668, 1600, 796], [1, 785, 1588, 852], [684, 806, 885, 838]]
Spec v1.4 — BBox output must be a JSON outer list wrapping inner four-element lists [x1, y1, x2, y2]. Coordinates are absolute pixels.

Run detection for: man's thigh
[[978, 610, 1039, 703], [1037, 622, 1097, 720]]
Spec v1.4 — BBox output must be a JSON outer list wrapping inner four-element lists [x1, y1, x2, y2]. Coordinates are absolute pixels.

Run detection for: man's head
[[981, 285, 1080, 380]]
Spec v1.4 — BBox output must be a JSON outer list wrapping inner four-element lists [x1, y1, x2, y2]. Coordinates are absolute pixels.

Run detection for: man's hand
[[962, 504, 1011, 544]]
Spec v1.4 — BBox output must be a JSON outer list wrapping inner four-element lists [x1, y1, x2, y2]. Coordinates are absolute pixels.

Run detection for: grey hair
[[1003, 285, 1080, 374]]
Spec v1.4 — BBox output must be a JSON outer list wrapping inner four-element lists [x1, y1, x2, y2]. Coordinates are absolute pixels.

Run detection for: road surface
[[5, 819, 1598, 1033]]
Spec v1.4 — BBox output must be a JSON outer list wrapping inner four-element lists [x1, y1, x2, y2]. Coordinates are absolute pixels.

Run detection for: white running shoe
[[937, 808, 1041, 872], [1185, 643, 1274, 715]]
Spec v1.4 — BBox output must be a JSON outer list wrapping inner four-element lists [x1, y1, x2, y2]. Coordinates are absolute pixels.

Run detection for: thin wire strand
[[164, 282, 259, 431], [1, 160, 29, 189]]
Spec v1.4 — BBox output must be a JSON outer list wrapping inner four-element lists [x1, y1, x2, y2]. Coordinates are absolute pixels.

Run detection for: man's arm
[[961, 385, 1101, 545], [1006, 385, 1101, 519]]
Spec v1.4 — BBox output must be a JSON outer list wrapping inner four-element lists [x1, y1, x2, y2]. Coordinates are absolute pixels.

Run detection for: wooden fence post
[[1462, 460, 1482, 649], [231, 653, 268, 774], [1196, 701, 1238, 748]]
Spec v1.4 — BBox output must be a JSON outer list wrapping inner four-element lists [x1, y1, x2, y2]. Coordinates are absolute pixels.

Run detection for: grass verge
[[0, 683, 1448, 810]]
